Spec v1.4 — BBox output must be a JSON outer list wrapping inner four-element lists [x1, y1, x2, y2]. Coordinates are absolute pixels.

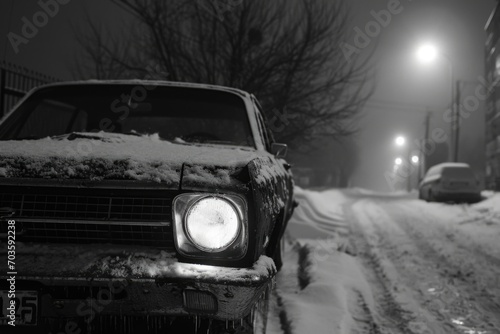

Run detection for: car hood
[[0, 132, 260, 189]]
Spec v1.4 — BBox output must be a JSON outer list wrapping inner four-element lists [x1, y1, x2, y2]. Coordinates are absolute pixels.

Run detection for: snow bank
[[275, 241, 373, 334], [287, 186, 350, 239], [474, 192, 500, 212], [273, 188, 377, 334], [454, 193, 500, 227]]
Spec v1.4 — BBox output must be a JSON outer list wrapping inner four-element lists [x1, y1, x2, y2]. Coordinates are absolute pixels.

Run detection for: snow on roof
[[430, 162, 470, 169], [31, 79, 251, 99], [0, 132, 258, 184]]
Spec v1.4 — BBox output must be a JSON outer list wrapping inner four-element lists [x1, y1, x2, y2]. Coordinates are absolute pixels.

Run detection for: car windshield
[[442, 167, 474, 179], [0, 84, 254, 147]]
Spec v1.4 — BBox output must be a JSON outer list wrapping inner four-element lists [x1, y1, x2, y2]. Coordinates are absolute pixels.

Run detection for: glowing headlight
[[185, 196, 241, 252]]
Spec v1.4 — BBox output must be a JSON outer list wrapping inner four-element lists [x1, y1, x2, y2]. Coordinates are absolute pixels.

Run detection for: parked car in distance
[[0, 80, 295, 334], [419, 162, 481, 203]]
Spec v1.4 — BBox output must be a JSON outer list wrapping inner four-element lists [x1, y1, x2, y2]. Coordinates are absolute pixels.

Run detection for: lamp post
[[416, 44, 459, 162]]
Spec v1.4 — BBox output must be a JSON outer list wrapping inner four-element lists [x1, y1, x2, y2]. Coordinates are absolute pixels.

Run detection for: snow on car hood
[[0, 132, 259, 187]]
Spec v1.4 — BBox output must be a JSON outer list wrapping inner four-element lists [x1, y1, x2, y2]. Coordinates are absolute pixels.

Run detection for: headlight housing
[[185, 196, 240, 252], [173, 193, 248, 260]]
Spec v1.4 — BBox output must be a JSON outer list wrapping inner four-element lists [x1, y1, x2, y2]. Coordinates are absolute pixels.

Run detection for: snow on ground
[[408, 193, 500, 260], [270, 187, 378, 334], [271, 187, 500, 334], [274, 241, 375, 334], [363, 196, 500, 333]]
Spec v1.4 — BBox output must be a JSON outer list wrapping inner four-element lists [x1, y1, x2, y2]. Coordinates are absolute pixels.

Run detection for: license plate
[[0, 291, 38, 326]]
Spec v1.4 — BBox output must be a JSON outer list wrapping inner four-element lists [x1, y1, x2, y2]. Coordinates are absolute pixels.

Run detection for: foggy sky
[[348, 0, 496, 191]]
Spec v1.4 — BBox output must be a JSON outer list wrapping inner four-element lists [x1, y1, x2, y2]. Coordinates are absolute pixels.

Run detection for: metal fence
[[0, 61, 58, 117]]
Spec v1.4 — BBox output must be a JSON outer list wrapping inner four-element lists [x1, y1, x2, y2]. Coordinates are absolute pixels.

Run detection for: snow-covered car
[[418, 162, 481, 203], [0, 81, 295, 333]]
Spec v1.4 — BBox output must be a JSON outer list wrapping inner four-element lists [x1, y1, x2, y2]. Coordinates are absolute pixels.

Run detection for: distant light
[[395, 157, 403, 165], [395, 136, 406, 146], [417, 44, 438, 64], [411, 155, 419, 164]]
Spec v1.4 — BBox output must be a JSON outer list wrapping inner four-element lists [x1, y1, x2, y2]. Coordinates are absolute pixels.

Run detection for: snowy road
[[267, 188, 500, 334]]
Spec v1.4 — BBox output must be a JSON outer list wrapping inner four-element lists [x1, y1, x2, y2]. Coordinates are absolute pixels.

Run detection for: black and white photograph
[[0, 0, 499, 333]]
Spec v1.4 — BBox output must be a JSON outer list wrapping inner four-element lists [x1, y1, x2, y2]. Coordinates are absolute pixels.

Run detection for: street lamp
[[411, 155, 419, 164], [395, 136, 406, 147], [416, 43, 458, 162], [416, 44, 437, 64], [395, 157, 403, 165]]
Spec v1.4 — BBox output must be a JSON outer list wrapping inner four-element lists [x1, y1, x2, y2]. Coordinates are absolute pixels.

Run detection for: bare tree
[[73, 0, 373, 149]]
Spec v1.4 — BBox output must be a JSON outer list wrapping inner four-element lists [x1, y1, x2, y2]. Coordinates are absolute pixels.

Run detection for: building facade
[[485, 4, 500, 190]]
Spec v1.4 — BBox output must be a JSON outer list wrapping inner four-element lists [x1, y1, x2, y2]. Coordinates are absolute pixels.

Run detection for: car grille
[[1, 193, 171, 221], [0, 186, 177, 248]]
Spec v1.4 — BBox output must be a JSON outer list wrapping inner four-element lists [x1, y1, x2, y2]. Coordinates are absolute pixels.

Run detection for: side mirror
[[271, 143, 287, 158]]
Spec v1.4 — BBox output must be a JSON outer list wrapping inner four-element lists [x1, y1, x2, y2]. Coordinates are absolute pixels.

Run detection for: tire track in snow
[[408, 200, 500, 287], [385, 201, 500, 333], [292, 192, 390, 334], [350, 291, 383, 334], [352, 198, 500, 334], [282, 189, 401, 334], [346, 200, 420, 334]]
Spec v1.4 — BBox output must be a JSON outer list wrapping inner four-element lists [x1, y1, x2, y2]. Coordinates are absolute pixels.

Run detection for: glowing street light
[[416, 44, 438, 64], [394, 134, 418, 191], [395, 136, 406, 147], [416, 43, 458, 162]]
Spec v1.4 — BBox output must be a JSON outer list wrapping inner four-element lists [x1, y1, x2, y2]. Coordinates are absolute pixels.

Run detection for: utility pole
[[453, 80, 461, 162], [406, 147, 411, 192], [421, 108, 432, 178]]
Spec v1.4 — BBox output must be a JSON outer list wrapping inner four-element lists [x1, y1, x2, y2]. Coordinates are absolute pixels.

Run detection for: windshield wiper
[[9, 136, 41, 140], [50, 133, 104, 141]]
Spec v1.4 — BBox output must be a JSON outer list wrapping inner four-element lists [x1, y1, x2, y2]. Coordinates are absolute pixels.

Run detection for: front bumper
[[434, 190, 481, 202], [0, 243, 275, 330]]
